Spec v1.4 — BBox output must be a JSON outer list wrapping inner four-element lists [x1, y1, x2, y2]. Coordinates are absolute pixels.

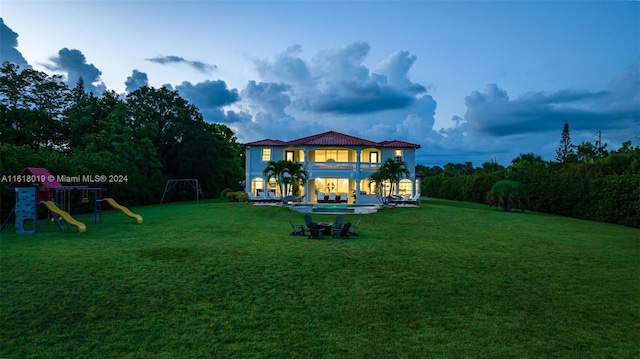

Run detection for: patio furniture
[[289, 219, 306, 236], [348, 218, 361, 236], [318, 192, 327, 203], [328, 193, 337, 202], [317, 221, 333, 235], [308, 222, 326, 239], [282, 195, 303, 204], [267, 191, 281, 202], [247, 192, 261, 203], [332, 215, 345, 235], [339, 193, 348, 203], [304, 214, 313, 230], [333, 222, 352, 239]]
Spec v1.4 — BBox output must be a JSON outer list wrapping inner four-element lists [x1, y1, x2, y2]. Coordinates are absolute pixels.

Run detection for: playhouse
[[1, 167, 142, 234]]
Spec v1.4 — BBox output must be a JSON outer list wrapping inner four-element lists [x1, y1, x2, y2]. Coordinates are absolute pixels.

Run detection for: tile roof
[[286, 131, 379, 147], [244, 131, 421, 149], [243, 139, 287, 146], [378, 140, 422, 149], [9, 167, 62, 188]]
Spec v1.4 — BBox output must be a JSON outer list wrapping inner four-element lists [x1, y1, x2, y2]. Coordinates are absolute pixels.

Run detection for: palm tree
[[262, 160, 287, 196], [368, 170, 385, 195], [375, 158, 410, 197], [263, 160, 308, 198], [282, 160, 307, 196]]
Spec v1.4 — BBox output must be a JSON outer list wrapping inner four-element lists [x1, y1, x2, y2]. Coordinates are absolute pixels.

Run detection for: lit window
[[394, 149, 403, 162], [285, 150, 294, 161], [399, 179, 412, 195], [262, 149, 271, 161]]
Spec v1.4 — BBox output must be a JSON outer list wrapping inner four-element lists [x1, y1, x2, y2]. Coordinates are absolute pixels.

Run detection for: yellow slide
[[40, 201, 87, 233], [104, 198, 143, 224]]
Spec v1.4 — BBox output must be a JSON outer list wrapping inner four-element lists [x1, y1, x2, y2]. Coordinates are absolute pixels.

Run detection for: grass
[[1, 198, 639, 358]]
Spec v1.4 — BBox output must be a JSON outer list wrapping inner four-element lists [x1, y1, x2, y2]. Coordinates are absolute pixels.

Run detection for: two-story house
[[243, 131, 421, 204]]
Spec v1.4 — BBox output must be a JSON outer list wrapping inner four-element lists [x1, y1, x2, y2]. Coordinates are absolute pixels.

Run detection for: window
[[262, 148, 271, 161], [314, 149, 349, 162], [285, 150, 294, 161], [369, 152, 379, 163], [394, 149, 403, 162], [252, 178, 264, 195], [399, 179, 412, 195]]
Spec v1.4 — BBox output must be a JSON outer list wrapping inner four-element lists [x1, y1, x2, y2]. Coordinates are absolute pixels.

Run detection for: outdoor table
[[317, 222, 333, 235]]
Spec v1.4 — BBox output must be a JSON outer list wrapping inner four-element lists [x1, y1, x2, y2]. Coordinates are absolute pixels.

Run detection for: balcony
[[308, 162, 380, 172]]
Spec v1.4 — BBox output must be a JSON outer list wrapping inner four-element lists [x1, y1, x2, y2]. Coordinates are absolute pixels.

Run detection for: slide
[[104, 198, 143, 224], [40, 201, 86, 233]]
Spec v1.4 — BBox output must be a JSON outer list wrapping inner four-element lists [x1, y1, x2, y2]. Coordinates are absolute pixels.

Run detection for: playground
[[1, 167, 142, 234]]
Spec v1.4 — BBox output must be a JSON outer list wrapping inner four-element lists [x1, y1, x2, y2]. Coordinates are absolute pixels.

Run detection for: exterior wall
[[245, 143, 419, 201]]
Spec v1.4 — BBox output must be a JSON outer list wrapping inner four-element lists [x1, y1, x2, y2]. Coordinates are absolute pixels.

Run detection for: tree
[[262, 160, 307, 198], [415, 164, 443, 177], [126, 86, 205, 173], [262, 160, 288, 196], [0, 62, 70, 149], [486, 179, 527, 211], [478, 160, 505, 173], [555, 121, 576, 163], [282, 161, 307, 196], [372, 158, 410, 196]]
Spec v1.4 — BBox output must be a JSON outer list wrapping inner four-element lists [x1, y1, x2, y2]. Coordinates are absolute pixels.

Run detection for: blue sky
[[1, 1, 638, 166]]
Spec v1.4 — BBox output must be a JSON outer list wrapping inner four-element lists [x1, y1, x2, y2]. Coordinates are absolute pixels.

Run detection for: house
[[243, 131, 422, 204]]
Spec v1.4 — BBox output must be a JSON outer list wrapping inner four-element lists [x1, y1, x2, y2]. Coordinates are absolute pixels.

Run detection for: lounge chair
[[267, 191, 280, 202], [332, 215, 345, 235], [308, 222, 325, 239], [289, 219, 306, 236], [247, 192, 261, 203], [397, 194, 412, 205], [412, 194, 421, 204], [333, 222, 351, 239], [257, 191, 269, 202], [348, 218, 361, 236], [386, 195, 403, 205], [282, 195, 303, 204], [303, 214, 313, 230]]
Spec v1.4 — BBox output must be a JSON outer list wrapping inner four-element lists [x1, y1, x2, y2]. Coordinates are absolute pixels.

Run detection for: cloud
[[421, 60, 640, 166], [464, 73, 639, 137], [241, 80, 291, 116], [174, 80, 240, 108], [147, 55, 216, 73], [0, 18, 29, 68], [125, 69, 149, 93], [168, 79, 247, 125], [374, 50, 427, 93], [255, 41, 427, 115], [43, 48, 106, 95], [255, 45, 313, 86]]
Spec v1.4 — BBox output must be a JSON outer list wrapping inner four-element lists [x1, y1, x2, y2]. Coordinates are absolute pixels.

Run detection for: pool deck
[[289, 203, 381, 214]]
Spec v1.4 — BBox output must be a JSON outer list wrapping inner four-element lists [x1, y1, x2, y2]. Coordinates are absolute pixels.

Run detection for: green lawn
[[1, 199, 638, 358]]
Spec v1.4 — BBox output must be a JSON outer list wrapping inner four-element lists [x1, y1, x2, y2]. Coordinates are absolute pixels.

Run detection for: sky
[[1, 0, 639, 167]]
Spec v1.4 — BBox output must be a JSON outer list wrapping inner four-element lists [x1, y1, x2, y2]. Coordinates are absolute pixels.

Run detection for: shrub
[[487, 179, 527, 212], [225, 191, 248, 202]]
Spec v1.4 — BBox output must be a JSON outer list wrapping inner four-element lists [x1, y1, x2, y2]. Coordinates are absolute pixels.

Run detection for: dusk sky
[[1, 1, 638, 166]]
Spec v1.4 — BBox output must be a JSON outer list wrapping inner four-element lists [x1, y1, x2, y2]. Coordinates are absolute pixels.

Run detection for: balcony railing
[[308, 162, 380, 171]]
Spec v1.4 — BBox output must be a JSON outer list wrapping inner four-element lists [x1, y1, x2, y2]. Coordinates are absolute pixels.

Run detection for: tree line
[[419, 122, 640, 228], [0, 62, 244, 216]]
